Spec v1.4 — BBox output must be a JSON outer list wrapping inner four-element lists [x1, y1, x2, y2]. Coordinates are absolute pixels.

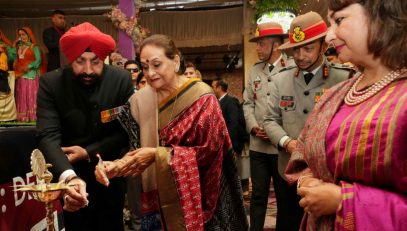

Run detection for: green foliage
[[254, 0, 299, 20]]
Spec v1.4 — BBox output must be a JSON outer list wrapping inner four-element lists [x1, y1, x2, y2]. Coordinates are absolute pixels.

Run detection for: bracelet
[[297, 173, 314, 189], [284, 138, 293, 152]]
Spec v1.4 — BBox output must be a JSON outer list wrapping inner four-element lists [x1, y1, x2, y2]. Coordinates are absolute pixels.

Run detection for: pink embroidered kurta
[[286, 76, 407, 231]]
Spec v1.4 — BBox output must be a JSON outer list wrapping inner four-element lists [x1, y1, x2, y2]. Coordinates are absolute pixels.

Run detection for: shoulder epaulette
[[329, 62, 357, 79], [279, 65, 296, 73], [329, 62, 353, 71], [254, 61, 265, 66]]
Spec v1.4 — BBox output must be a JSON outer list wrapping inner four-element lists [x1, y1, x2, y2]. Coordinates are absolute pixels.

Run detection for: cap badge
[[292, 26, 305, 43], [255, 27, 260, 37]]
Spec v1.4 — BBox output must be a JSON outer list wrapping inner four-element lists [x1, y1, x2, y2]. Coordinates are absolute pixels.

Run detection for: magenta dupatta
[[286, 75, 407, 231]]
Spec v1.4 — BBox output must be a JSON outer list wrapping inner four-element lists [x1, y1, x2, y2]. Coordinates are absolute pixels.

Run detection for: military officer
[[243, 21, 295, 231], [263, 11, 353, 231]]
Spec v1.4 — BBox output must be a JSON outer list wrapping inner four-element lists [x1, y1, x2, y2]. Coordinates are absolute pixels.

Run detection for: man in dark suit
[[36, 22, 134, 231], [213, 79, 245, 155], [43, 10, 66, 72], [213, 79, 249, 193]]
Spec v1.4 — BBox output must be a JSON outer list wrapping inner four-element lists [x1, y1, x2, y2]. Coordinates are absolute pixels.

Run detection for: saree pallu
[[285, 75, 407, 231], [129, 79, 248, 231]]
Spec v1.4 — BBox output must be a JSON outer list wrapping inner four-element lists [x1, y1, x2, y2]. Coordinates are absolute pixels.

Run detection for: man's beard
[[75, 73, 100, 87]]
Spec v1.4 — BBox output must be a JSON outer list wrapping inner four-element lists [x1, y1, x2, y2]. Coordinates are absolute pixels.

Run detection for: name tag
[[279, 96, 295, 110]]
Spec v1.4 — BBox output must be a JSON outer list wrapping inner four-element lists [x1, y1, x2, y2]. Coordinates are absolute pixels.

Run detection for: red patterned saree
[[129, 78, 248, 231]]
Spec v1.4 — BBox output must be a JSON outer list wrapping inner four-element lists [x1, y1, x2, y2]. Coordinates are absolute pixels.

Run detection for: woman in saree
[[95, 34, 248, 231], [285, 0, 407, 230], [11, 27, 44, 121]]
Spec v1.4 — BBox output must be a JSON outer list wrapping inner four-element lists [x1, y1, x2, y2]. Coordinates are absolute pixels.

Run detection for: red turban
[[60, 22, 115, 63]]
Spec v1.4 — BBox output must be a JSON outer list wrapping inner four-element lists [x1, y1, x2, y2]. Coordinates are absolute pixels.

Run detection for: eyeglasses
[[126, 68, 140, 73]]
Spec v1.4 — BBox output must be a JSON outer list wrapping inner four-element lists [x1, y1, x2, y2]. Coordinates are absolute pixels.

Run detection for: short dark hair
[[52, 10, 65, 16], [215, 79, 228, 92], [328, 0, 407, 69], [140, 34, 186, 75], [124, 60, 142, 69]]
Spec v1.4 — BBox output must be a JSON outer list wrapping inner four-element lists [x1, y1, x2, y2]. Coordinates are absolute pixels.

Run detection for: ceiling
[[0, 0, 245, 18], [0, 0, 326, 18], [0, 0, 328, 71]]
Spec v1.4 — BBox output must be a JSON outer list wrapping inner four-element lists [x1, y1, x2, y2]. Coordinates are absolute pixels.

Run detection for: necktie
[[304, 73, 314, 85], [269, 65, 274, 73]]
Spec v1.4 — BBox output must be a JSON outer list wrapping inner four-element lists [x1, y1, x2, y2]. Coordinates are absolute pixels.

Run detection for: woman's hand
[[95, 161, 119, 186], [118, 148, 156, 177], [299, 177, 323, 188], [297, 182, 342, 218]]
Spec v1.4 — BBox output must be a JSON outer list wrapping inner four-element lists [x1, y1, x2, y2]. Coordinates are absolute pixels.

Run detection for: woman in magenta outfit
[[11, 27, 44, 122], [285, 0, 407, 230]]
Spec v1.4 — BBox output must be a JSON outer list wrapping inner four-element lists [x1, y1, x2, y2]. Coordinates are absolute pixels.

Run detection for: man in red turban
[[37, 22, 134, 231], [60, 22, 115, 64]]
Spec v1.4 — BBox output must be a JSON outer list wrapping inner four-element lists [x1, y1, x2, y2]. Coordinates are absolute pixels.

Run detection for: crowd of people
[[0, 10, 65, 122], [1, 0, 406, 230]]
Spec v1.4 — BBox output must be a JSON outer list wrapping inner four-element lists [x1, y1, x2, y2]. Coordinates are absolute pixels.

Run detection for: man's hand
[[284, 139, 298, 154], [251, 126, 270, 141], [297, 182, 342, 218], [63, 177, 89, 212], [62, 146, 89, 163]]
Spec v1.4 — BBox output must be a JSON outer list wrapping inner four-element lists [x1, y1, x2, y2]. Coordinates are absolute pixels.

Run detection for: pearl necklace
[[344, 68, 407, 106]]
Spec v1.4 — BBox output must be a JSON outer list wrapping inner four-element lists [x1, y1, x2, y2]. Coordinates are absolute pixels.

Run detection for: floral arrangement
[[248, 0, 299, 21], [106, 4, 149, 47]]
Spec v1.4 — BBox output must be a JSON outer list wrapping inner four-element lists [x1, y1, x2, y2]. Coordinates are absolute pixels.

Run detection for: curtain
[[0, 6, 243, 49], [140, 7, 243, 47]]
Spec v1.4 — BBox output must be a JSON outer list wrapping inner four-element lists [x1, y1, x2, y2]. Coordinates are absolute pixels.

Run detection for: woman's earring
[[175, 66, 179, 73]]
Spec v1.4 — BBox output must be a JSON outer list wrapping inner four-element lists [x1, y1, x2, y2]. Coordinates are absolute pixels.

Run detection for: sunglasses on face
[[126, 68, 140, 73]]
